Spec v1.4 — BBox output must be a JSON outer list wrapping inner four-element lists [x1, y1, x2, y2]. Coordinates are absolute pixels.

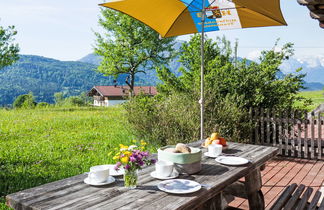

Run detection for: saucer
[[204, 152, 220, 158], [84, 176, 115, 186], [150, 171, 179, 180]]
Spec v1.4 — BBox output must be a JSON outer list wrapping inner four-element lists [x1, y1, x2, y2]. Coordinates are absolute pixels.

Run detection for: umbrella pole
[[200, 2, 206, 140]]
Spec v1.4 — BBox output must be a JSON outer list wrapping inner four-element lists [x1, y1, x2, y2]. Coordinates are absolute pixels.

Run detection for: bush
[[125, 35, 307, 145], [13, 92, 36, 108], [37, 102, 50, 108], [124, 93, 251, 145]]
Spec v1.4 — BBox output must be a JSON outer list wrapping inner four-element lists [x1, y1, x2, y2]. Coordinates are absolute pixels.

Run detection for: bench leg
[[244, 168, 265, 210]]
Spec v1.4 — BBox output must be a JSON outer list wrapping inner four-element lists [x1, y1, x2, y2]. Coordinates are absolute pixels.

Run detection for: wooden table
[[6, 141, 278, 210]]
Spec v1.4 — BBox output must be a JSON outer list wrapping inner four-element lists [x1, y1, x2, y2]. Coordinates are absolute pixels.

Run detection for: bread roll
[[175, 143, 191, 153], [164, 148, 179, 153]]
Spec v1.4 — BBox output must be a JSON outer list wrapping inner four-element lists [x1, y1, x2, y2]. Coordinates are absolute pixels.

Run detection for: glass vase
[[123, 170, 138, 189]]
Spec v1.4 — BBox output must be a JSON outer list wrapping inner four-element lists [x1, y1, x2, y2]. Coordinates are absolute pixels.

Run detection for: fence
[[250, 108, 324, 160]]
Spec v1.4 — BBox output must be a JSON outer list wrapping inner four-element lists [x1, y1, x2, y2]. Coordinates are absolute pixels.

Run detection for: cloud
[[246, 50, 261, 61]]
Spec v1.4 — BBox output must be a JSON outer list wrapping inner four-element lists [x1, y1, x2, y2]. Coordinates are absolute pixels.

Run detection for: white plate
[[215, 156, 249, 166], [204, 152, 220, 158], [104, 164, 125, 176], [84, 176, 115, 186], [157, 179, 201, 194], [150, 171, 179, 180]]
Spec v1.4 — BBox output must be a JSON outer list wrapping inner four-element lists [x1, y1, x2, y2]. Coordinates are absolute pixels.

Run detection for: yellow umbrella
[[100, 0, 287, 139]]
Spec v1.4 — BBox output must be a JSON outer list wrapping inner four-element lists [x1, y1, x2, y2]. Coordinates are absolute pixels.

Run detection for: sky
[[0, 0, 323, 61]]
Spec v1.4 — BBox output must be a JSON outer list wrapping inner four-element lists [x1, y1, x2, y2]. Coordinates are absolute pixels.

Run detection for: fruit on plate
[[204, 138, 212, 146], [211, 139, 221, 145], [210, 132, 219, 140], [219, 137, 227, 146], [202, 132, 227, 147]]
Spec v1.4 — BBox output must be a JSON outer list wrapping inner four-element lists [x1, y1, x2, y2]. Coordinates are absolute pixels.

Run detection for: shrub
[[13, 92, 36, 108], [125, 35, 307, 145], [37, 102, 50, 108]]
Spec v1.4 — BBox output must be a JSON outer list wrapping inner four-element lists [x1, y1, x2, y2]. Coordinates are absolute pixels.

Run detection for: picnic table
[[6, 140, 278, 210]]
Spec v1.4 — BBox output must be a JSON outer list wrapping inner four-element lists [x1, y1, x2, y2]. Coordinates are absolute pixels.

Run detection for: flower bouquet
[[111, 140, 156, 189]]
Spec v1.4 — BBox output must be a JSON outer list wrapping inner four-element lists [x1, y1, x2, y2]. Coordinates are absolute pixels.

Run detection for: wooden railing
[[250, 108, 324, 160]]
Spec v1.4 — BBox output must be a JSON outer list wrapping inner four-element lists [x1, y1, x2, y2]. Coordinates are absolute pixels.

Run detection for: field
[[0, 106, 158, 208], [297, 90, 324, 111]]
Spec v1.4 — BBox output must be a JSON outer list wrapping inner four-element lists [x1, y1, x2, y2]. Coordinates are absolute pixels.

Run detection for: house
[[297, 0, 324, 28], [87, 86, 157, 107]]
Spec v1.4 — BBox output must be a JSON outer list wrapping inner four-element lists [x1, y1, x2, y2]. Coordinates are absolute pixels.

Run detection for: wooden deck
[[229, 156, 324, 209]]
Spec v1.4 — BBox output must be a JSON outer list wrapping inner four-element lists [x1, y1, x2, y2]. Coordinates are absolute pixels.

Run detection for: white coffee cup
[[155, 160, 174, 177], [88, 165, 110, 183], [208, 144, 222, 156]]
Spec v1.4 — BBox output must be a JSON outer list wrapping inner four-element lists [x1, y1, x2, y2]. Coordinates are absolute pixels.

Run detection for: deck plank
[[229, 157, 324, 210]]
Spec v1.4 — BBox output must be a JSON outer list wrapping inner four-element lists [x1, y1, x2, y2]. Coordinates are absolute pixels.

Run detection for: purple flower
[[151, 159, 157, 164], [125, 164, 131, 170], [137, 154, 143, 160], [141, 151, 149, 157], [138, 160, 144, 166], [130, 156, 136, 162]]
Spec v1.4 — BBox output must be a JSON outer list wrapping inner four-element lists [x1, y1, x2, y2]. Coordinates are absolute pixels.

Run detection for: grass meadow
[[297, 90, 324, 111], [0, 106, 158, 208]]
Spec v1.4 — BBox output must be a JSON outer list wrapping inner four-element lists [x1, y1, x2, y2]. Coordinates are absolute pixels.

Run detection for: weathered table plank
[[6, 141, 278, 210]]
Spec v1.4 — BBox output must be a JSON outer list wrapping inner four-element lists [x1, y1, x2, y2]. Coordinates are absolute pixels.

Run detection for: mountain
[[280, 55, 324, 90], [79, 53, 102, 65], [0, 55, 148, 106]]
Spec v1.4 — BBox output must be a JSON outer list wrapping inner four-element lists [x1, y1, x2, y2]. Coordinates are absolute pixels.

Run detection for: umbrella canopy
[[100, 0, 287, 139], [100, 0, 287, 38]]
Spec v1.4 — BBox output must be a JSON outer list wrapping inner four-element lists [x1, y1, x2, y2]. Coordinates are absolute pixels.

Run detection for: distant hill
[[0, 55, 147, 106], [303, 82, 324, 91]]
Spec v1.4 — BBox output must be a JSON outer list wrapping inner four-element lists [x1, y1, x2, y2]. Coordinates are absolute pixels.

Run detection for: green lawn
[[0, 106, 157, 208], [297, 90, 324, 111]]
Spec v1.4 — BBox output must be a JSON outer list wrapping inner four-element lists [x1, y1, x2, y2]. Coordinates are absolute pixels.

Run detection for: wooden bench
[[270, 183, 324, 210]]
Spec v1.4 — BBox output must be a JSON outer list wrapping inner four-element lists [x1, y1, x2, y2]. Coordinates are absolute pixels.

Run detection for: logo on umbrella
[[205, 6, 222, 19]]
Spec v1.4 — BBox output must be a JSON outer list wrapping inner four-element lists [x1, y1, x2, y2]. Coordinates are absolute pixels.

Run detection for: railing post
[[304, 111, 309, 159], [311, 112, 315, 159], [317, 111, 322, 159], [261, 108, 264, 145], [278, 110, 283, 155], [291, 110, 295, 157], [297, 110, 302, 158], [273, 109, 277, 147], [266, 109, 271, 145]]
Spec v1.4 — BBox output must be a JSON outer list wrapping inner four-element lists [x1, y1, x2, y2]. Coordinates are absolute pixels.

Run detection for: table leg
[[195, 192, 223, 210], [244, 168, 265, 210]]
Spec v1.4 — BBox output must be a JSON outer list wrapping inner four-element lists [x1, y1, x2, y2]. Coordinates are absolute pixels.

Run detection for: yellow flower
[[113, 155, 120, 160], [119, 144, 129, 150], [140, 140, 147, 146], [123, 151, 132, 157], [132, 140, 137, 143], [121, 156, 129, 164]]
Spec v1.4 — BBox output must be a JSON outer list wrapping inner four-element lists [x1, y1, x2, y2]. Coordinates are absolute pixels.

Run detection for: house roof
[[88, 86, 157, 97], [297, 0, 324, 28]]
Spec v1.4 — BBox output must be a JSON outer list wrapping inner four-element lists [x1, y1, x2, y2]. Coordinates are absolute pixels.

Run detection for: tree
[[125, 35, 308, 144], [54, 92, 65, 105], [94, 9, 176, 96], [157, 35, 307, 111], [0, 23, 19, 70], [13, 92, 36, 108]]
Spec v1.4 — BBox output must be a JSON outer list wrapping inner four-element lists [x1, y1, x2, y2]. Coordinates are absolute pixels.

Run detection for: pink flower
[[114, 162, 121, 170]]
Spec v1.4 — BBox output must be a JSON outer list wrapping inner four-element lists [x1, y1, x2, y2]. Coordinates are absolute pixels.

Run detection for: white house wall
[[93, 99, 126, 107]]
